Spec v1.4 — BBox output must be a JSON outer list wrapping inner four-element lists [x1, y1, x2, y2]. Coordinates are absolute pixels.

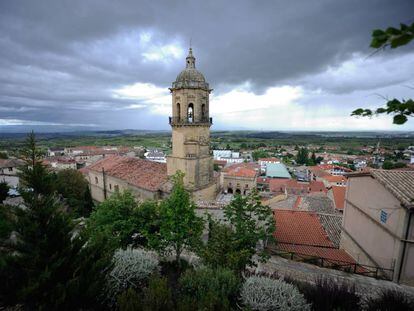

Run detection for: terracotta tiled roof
[[223, 163, 259, 178], [269, 178, 289, 192], [274, 210, 333, 247], [88, 155, 168, 192], [370, 170, 414, 207], [331, 186, 346, 210], [323, 175, 347, 183], [273, 210, 354, 263], [309, 180, 326, 193]]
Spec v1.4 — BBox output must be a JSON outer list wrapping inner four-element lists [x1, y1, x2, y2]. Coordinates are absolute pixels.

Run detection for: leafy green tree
[[0, 152, 8, 159], [252, 150, 268, 161], [296, 148, 309, 165], [153, 171, 203, 267], [316, 156, 324, 164], [202, 191, 275, 274], [0, 181, 9, 203], [55, 169, 93, 217], [352, 23, 414, 124], [200, 217, 254, 272], [87, 191, 137, 250]]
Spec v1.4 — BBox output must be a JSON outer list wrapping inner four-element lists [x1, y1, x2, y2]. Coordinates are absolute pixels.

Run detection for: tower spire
[[186, 46, 195, 68]]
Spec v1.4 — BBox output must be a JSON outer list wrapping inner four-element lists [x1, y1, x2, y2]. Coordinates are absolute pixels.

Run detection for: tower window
[[187, 103, 194, 123], [177, 103, 180, 120], [95, 177, 98, 184], [201, 103, 206, 119]]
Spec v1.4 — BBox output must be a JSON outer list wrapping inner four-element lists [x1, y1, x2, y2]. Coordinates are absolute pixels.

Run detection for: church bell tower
[[167, 48, 214, 193]]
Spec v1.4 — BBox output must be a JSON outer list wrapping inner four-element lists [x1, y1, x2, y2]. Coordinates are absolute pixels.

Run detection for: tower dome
[[172, 48, 210, 90]]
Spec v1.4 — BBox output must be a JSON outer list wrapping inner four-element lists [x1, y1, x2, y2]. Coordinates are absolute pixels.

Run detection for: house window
[[380, 210, 388, 224], [8, 167, 13, 172], [109, 184, 112, 190], [95, 177, 98, 184], [114, 185, 119, 192]]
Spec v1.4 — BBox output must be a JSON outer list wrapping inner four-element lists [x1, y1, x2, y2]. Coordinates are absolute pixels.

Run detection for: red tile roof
[[269, 178, 289, 192], [323, 175, 347, 183], [274, 210, 333, 247], [273, 210, 355, 263], [309, 180, 326, 193], [223, 162, 260, 178], [331, 186, 346, 210], [88, 155, 168, 192]]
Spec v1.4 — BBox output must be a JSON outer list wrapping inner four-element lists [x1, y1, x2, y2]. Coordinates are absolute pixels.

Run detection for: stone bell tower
[[167, 48, 216, 199]]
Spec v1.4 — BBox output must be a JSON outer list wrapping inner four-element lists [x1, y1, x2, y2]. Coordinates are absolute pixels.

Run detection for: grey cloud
[[0, 0, 413, 129]]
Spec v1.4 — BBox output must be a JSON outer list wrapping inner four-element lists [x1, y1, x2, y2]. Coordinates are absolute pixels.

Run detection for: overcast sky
[[1, 0, 414, 132]]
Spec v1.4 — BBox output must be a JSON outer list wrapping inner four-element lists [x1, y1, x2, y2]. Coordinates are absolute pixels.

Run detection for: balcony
[[169, 116, 213, 126]]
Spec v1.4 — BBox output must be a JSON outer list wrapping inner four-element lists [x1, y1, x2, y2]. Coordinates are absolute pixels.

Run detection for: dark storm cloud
[[0, 0, 413, 129]]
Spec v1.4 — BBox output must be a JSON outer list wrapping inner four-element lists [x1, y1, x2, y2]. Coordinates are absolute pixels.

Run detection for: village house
[[221, 162, 260, 195], [340, 170, 414, 284]]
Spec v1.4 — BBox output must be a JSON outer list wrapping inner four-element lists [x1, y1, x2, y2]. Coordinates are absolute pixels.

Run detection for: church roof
[[87, 155, 168, 192], [172, 48, 210, 90]]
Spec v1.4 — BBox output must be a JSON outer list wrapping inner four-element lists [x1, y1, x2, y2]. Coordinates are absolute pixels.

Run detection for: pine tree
[[0, 132, 110, 309]]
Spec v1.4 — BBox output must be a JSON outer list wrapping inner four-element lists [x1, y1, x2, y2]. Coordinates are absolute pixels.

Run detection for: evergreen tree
[[153, 171, 204, 268], [0, 132, 110, 309], [296, 148, 309, 165]]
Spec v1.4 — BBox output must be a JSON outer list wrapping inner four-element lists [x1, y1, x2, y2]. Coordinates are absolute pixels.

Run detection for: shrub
[[241, 276, 310, 311], [294, 276, 359, 311], [117, 288, 141, 311], [179, 267, 240, 310], [106, 248, 159, 303], [364, 289, 414, 311], [141, 276, 174, 311]]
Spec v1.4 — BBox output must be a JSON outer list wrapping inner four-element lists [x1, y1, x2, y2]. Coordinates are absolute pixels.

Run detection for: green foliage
[[241, 276, 310, 311], [0, 181, 9, 203], [55, 169, 94, 217], [382, 160, 406, 170], [252, 150, 269, 161], [296, 147, 309, 165], [117, 288, 142, 311], [370, 23, 414, 49], [178, 267, 240, 311], [352, 23, 414, 125], [0, 152, 8, 159], [153, 171, 204, 266], [141, 276, 174, 311], [0, 132, 112, 309], [352, 99, 414, 125], [87, 191, 138, 250], [18, 131, 54, 198], [200, 217, 255, 273], [217, 191, 275, 273]]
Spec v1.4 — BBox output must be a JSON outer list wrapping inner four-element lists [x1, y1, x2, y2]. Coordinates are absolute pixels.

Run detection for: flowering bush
[[106, 248, 159, 302], [241, 276, 310, 311]]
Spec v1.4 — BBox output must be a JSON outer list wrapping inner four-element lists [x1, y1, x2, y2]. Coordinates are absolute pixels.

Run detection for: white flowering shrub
[[241, 276, 310, 311], [106, 248, 159, 302]]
